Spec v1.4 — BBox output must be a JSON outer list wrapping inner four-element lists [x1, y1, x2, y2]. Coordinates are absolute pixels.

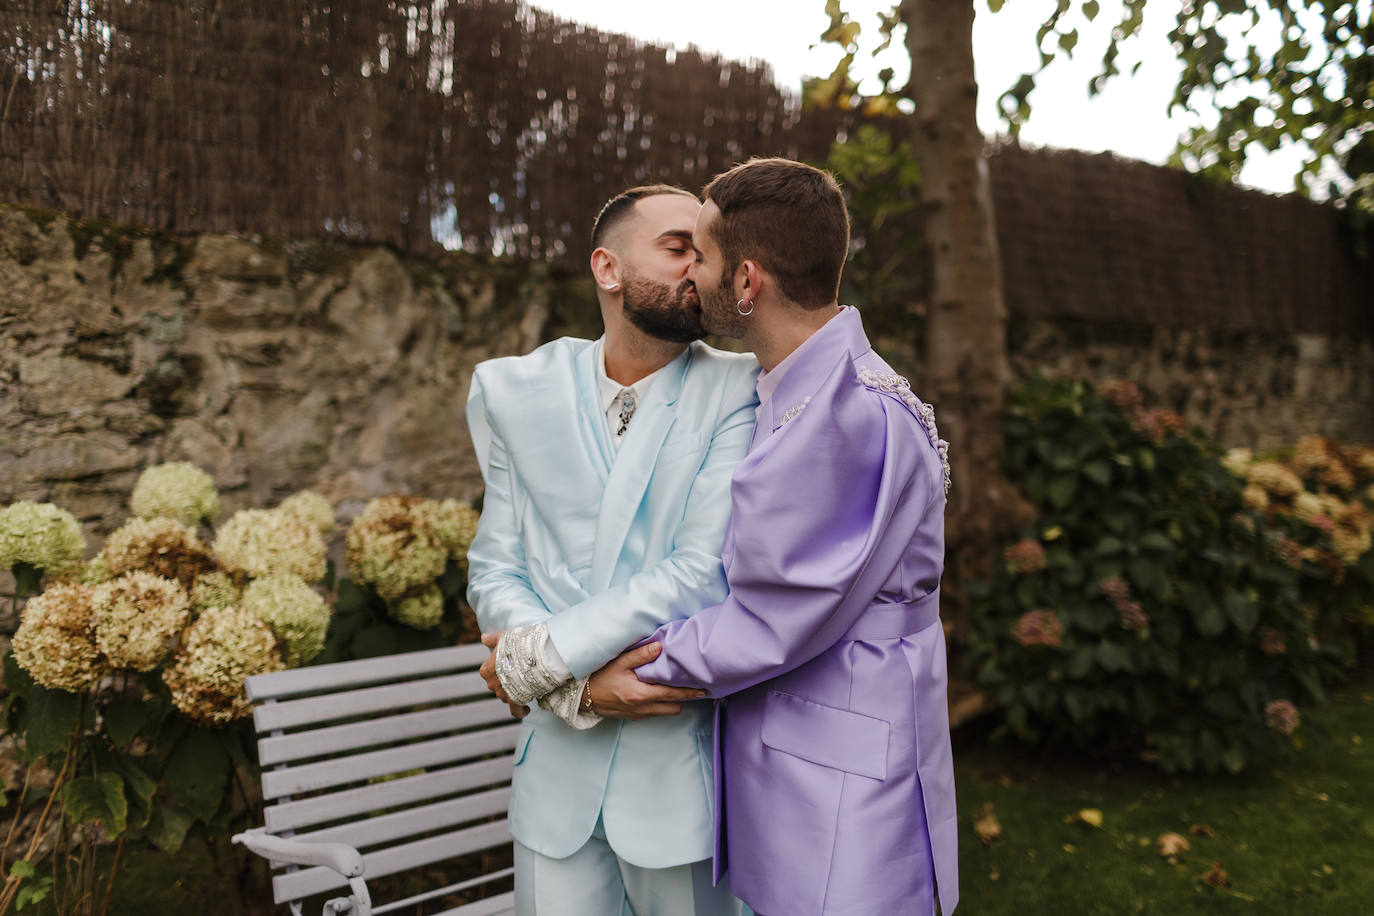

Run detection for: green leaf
[[1083, 0, 1100, 21], [9, 860, 35, 879], [22, 686, 81, 759], [1082, 460, 1111, 486], [12, 561, 43, 600], [145, 802, 196, 853], [1058, 29, 1079, 54], [103, 696, 156, 748], [1141, 531, 1173, 552], [1048, 474, 1077, 510], [1194, 600, 1227, 637], [60, 772, 127, 837], [335, 579, 374, 618], [988, 0, 1005, 11], [1096, 642, 1132, 672], [162, 729, 230, 823], [3, 651, 34, 699], [1224, 592, 1258, 634]]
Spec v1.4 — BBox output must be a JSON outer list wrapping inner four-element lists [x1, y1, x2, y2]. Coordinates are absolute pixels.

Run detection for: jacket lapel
[[575, 341, 614, 482], [588, 345, 693, 592]]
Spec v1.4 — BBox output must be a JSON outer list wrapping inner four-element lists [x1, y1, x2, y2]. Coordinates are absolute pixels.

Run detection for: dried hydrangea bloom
[[1246, 462, 1303, 499], [421, 499, 481, 561], [1264, 699, 1300, 736], [1290, 435, 1332, 476], [11, 582, 109, 692], [1332, 526, 1371, 566], [102, 516, 216, 586], [390, 585, 444, 631], [213, 509, 327, 582], [1258, 626, 1287, 656], [0, 501, 86, 577], [241, 574, 331, 665], [346, 495, 449, 601], [163, 606, 283, 725], [92, 571, 191, 671], [1273, 535, 1304, 569], [130, 462, 221, 528], [190, 570, 241, 617], [277, 491, 336, 537], [1241, 484, 1269, 512], [1011, 609, 1064, 648], [1291, 492, 1326, 525], [1003, 539, 1047, 575]]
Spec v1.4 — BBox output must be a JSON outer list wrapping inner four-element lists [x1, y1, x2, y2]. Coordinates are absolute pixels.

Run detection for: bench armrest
[[232, 829, 365, 877]]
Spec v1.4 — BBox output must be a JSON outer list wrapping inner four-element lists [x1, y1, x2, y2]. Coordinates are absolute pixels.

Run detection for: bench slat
[[273, 819, 512, 901], [245, 644, 490, 702], [264, 756, 515, 833], [373, 869, 515, 915], [258, 699, 513, 766], [261, 726, 521, 800], [290, 786, 511, 851], [253, 672, 490, 733], [433, 891, 516, 916]]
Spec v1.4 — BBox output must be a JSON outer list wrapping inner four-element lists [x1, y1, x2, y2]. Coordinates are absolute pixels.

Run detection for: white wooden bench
[[232, 643, 518, 916]]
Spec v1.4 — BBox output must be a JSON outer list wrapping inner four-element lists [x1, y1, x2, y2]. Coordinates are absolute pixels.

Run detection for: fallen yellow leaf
[[1189, 824, 1215, 838], [1157, 832, 1191, 861], [974, 803, 1002, 845], [1065, 808, 1103, 828]]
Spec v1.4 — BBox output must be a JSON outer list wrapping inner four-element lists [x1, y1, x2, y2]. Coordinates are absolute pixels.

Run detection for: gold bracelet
[[582, 681, 594, 714]]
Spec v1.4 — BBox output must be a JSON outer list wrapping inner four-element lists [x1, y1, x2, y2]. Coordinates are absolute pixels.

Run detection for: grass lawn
[[73, 671, 1374, 914], [953, 672, 1374, 914]]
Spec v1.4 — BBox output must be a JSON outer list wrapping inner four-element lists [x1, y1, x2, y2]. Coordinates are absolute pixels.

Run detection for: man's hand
[[588, 642, 706, 720], [478, 631, 528, 718]]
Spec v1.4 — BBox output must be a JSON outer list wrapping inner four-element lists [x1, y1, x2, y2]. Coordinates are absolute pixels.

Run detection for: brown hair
[[591, 184, 698, 250], [702, 158, 850, 308]]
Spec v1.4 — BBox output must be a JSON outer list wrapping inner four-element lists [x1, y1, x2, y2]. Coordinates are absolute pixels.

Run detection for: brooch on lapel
[[856, 369, 952, 495], [778, 397, 812, 427]]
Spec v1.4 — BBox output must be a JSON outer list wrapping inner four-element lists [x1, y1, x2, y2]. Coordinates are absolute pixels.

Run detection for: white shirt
[[593, 337, 668, 450]]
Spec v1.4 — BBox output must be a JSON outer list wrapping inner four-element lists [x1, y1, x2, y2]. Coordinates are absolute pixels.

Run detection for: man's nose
[[686, 261, 699, 282]]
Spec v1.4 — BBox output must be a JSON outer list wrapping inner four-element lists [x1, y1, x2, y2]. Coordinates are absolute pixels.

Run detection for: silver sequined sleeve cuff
[[495, 623, 570, 704], [538, 676, 603, 730]]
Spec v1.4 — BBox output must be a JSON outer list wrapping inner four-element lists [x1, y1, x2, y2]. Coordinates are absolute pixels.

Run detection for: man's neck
[[603, 329, 688, 387], [745, 303, 842, 372]]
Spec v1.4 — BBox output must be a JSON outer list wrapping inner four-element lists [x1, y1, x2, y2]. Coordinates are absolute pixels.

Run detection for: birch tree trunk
[[901, 0, 1032, 611]]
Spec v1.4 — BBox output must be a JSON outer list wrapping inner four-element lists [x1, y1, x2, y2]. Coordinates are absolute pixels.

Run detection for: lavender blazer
[[637, 307, 958, 916]]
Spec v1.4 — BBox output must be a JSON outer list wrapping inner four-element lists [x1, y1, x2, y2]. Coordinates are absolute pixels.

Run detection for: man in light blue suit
[[465, 185, 758, 916]]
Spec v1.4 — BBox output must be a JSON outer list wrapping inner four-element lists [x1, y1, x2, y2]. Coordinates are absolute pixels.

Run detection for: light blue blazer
[[465, 336, 759, 868]]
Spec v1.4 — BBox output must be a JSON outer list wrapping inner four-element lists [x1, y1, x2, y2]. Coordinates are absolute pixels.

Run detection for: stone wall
[[2, 205, 1371, 554], [0, 206, 601, 551], [1009, 317, 1374, 452]]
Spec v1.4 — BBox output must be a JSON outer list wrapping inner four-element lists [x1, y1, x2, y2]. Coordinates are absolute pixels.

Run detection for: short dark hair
[[591, 184, 698, 250], [702, 158, 850, 309]]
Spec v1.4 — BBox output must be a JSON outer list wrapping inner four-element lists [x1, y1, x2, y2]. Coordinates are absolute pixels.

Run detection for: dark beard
[[622, 273, 704, 343]]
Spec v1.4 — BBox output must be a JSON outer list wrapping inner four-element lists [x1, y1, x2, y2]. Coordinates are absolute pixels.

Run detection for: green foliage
[[968, 374, 1359, 774], [999, 0, 1373, 217], [317, 558, 481, 664], [821, 124, 927, 346]]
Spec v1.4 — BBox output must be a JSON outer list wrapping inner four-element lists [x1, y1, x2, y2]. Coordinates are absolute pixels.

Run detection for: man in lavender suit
[[591, 158, 959, 916]]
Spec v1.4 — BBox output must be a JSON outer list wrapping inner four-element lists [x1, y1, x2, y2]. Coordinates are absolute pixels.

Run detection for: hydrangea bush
[[969, 375, 1373, 774], [0, 465, 483, 897]]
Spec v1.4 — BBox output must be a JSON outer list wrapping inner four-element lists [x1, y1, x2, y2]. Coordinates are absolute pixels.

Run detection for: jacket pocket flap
[[760, 690, 889, 780]]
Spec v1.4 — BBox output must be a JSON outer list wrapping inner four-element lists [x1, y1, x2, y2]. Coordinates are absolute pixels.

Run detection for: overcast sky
[[525, 0, 1334, 197]]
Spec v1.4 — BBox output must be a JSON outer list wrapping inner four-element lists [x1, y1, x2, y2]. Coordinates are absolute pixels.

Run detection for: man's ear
[[591, 247, 622, 293], [739, 259, 764, 300]]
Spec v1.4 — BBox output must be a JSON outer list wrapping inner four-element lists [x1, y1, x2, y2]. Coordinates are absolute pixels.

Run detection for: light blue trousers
[[513, 816, 741, 916]]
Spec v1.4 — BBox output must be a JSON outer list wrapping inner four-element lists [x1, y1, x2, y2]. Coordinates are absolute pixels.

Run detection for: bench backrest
[[243, 643, 517, 913]]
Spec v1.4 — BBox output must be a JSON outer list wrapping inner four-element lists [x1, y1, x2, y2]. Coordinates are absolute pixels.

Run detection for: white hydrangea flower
[[189, 570, 241, 617], [276, 491, 336, 537], [241, 574, 331, 665], [163, 606, 283, 725], [130, 462, 221, 528], [91, 571, 191, 671], [213, 509, 327, 582], [11, 582, 109, 692], [422, 499, 481, 561], [0, 501, 86, 577], [346, 496, 449, 601], [78, 553, 113, 586], [389, 585, 444, 631]]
